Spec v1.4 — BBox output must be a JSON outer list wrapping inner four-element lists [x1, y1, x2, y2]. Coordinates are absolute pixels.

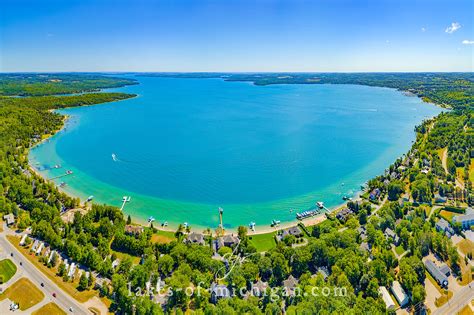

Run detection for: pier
[[120, 196, 131, 211], [49, 170, 73, 180]]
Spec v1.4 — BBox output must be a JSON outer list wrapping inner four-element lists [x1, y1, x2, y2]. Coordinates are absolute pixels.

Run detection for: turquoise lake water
[[29, 76, 442, 230]]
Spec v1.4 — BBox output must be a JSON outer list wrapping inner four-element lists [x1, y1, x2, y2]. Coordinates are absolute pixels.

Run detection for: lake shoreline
[[27, 77, 443, 235]]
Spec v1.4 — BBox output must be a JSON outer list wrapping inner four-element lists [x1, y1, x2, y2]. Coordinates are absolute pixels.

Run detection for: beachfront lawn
[[111, 250, 141, 265], [249, 232, 276, 252], [32, 302, 66, 315], [0, 259, 17, 283], [7, 235, 97, 303], [150, 230, 176, 244], [0, 278, 44, 310]]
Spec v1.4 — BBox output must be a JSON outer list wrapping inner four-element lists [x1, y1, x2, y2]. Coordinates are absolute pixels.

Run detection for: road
[[0, 226, 90, 315], [432, 284, 474, 315]]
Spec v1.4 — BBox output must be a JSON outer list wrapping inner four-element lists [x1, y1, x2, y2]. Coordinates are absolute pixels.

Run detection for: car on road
[[52, 292, 57, 297], [40, 282, 44, 287], [69, 306, 74, 312]]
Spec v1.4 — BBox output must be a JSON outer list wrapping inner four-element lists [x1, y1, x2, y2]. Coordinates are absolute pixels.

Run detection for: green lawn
[[0, 259, 17, 283], [439, 210, 458, 222], [0, 278, 44, 310], [151, 230, 176, 244], [395, 245, 405, 255], [249, 232, 276, 252]]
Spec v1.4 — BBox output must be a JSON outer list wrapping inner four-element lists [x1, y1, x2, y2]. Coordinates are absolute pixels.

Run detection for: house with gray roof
[[283, 275, 299, 296], [435, 218, 454, 237], [210, 283, 231, 303], [186, 232, 205, 245], [3, 213, 14, 226], [453, 208, 474, 230], [384, 228, 400, 246], [425, 260, 448, 288]]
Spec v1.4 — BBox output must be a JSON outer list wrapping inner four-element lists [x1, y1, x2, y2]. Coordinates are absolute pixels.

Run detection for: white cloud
[[462, 40, 474, 44], [445, 22, 461, 34], [421, 27, 426, 32]]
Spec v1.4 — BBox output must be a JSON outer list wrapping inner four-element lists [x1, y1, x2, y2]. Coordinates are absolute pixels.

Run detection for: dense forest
[[0, 73, 472, 314]]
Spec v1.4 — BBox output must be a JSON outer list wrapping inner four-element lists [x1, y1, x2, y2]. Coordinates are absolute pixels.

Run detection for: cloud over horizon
[[462, 40, 474, 44]]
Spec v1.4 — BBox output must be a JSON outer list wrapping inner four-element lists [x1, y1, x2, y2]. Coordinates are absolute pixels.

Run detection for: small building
[[48, 250, 56, 264], [19, 234, 28, 246], [35, 242, 44, 255], [216, 234, 240, 250], [3, 214, 14, 226], [425, 260, 448, 288], [384, 228, 400, 246], [453, 209, 474, 230], [186, 232, 205, 245], [251, 280, 268, 297], [283, 275, 299, 296], [67, 262, 76, 279], [391, 281, 409, 307], [369, 188, 381, 201], [112, 259, 120, 269], [125, 225, 144, 235], [316, 267, 330, 280], [31, 239, 39, 252], [336, 208, 353, 222], [379, 286, 396, 310], [281, 226, 303, 238], [435, 218, 454, 237], [210, 283, 231, 303]]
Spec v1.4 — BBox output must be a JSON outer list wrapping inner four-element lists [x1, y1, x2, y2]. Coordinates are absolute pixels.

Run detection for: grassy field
[[7, 235, 97, 303], [439, 210, 458, 222], [458, 303, 474, 315], [32, 302, 66, 315], [0, 259, 17, 283], [150, 230, 176, 244], [111, 250, 141, 265], [0, 278, 44, 310], [249, 232, 276, 252], [458, 239, 474, 256], [395, 245, 405, 255], [470, 159, 474, 182]]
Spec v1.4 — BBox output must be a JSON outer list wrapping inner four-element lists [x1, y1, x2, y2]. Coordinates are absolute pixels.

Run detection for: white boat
[[112, 153, 118, 162], [147, 216, 155, 223], [249, 222, 256, 230], [317, 201, 324, 209], [162, 221, 168, 227], [122, 196, 131, 202], [87, 195, 94, 202]]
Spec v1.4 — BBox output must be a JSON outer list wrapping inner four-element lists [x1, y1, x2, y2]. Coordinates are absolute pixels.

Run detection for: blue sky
[[1, 0, 473, 72]]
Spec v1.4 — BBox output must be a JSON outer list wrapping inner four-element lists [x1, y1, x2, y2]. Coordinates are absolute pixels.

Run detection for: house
[[186, 232, 205, 245], [379, 286, 396, 310], [48, 250, 56, 264], [384, 228, 400, 246], [35, 242, 44, 255], [31, 239, 39, 252], [216, 234, 240, 250], [210, 283, 231, 303], [359, 242, 371, 254], [453, 208, 474, 230], [439, 264, 451, 277], [67, 262, 76, 279], [3, 213, 14, 226], [19, 234, 28, 246], [283, 275, 299, 296], [435, 218, 454, 237], [125, 225, 144, 235], [369, 188, 381, 201], [391, 281, 409, 307], [357, 226, 367, 240], [425, 260, 448, 288], [251, 280, 268, 297], [281, 226, 303, 238], [112, 259, 120, 269], [336, 208, 353, 222]]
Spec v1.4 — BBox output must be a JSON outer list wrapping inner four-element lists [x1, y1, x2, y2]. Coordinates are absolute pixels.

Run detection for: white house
[[391, 281, 409, 307], [35, 242, 44, 255], [67, 262, 76, 278], [378, 286, 395, 310], [19, 234, 27, 246]]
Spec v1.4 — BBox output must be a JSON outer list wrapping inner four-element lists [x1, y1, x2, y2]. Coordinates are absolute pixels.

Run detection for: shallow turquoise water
[[29, 76, 442, 230]]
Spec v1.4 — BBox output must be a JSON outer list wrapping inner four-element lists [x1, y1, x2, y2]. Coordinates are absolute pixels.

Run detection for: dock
[[120, 196, 131, 211], [50, 170, 73, 180]]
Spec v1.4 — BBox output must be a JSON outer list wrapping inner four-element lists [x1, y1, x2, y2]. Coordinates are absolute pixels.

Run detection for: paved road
[[0, 227, 89, 315], [432, 284, 474, 315]]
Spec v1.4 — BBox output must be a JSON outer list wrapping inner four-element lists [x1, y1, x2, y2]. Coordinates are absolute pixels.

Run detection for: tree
[[126, 215, 132, 225], [78, 272, 88, 291], [411, 284, 426, 305], [388, 181, 404, 201]]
